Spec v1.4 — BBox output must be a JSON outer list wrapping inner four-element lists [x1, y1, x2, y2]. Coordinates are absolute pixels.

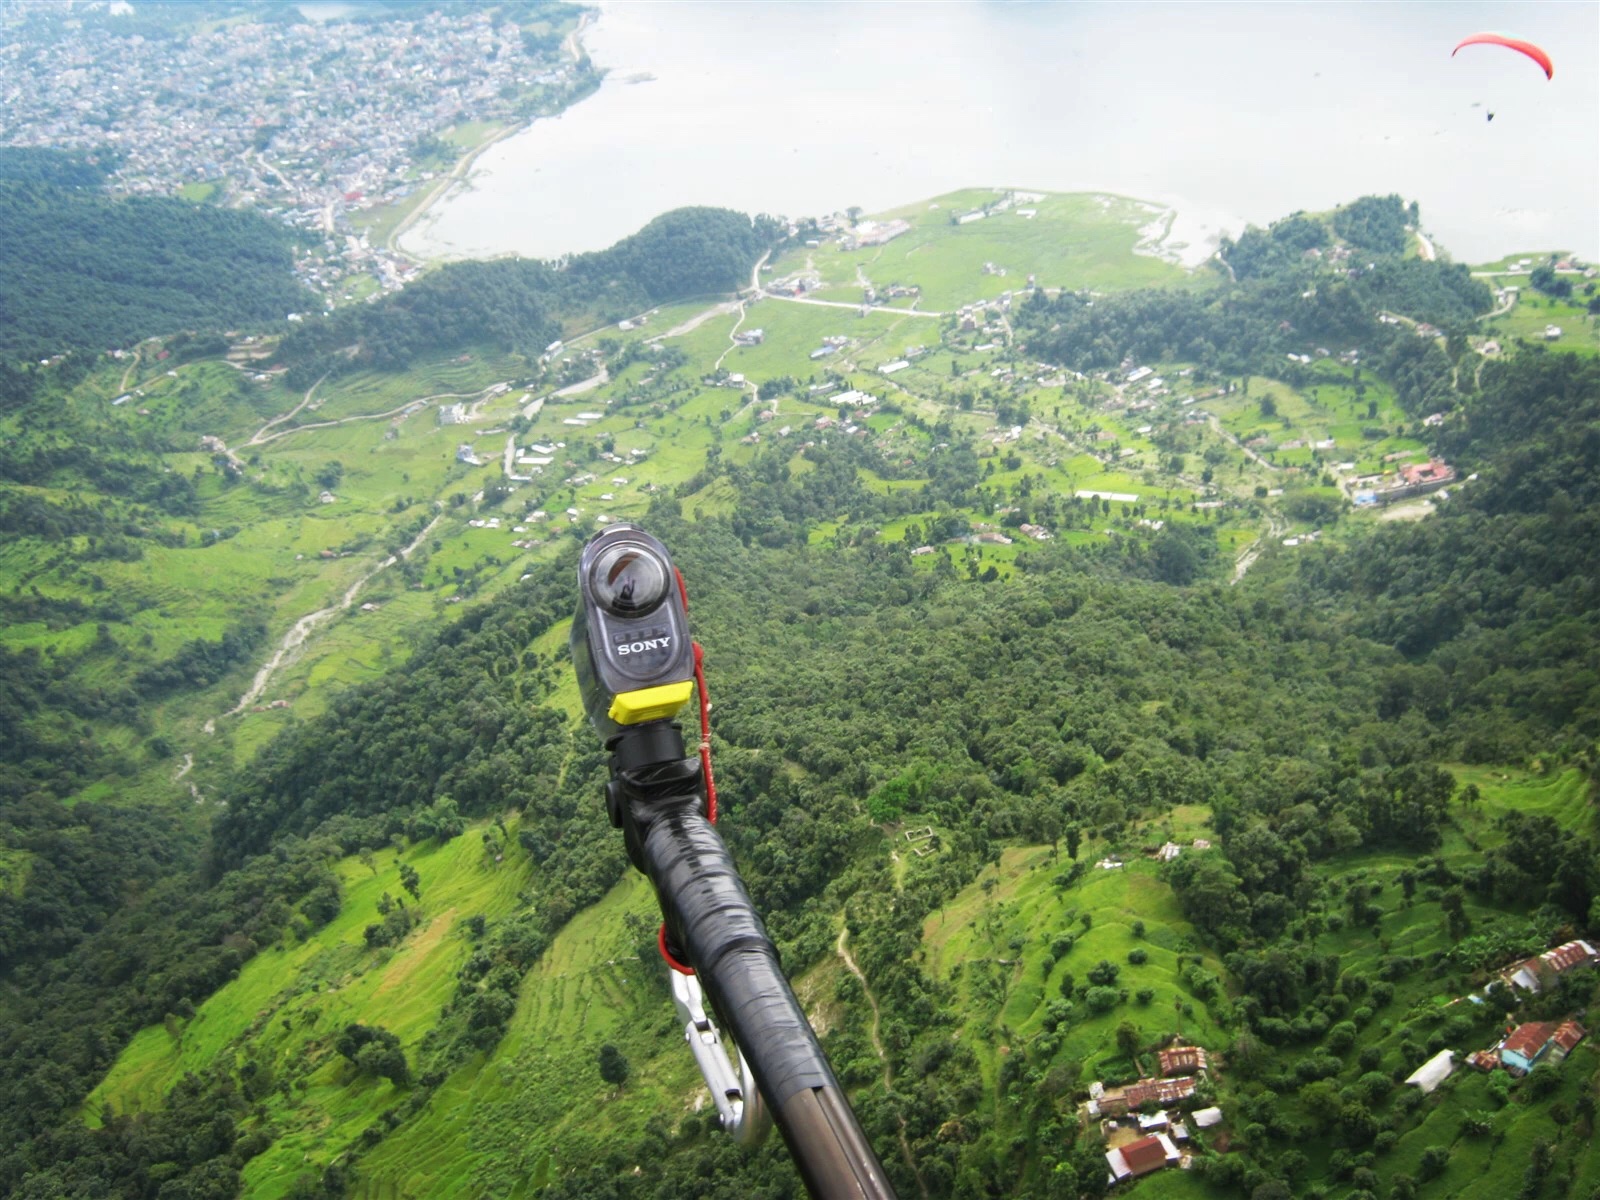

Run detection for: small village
[[1071, 937, 1598, 1190]]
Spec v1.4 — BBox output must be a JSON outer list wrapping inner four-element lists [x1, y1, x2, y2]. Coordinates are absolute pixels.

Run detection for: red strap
[[659, 922, 695, 974], [693, 640, 716, 824]]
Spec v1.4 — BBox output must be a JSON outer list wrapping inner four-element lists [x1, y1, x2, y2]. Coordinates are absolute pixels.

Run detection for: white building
[[1404, 1049, 1455, 1094]]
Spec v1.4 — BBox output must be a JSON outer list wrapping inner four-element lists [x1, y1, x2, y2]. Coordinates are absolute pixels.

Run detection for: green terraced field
[[353, 873, 702, 1199], [86, 822, 542, 1199]]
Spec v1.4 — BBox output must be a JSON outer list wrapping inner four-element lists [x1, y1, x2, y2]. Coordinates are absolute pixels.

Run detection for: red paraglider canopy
[[1453, 32, 1554, 80]]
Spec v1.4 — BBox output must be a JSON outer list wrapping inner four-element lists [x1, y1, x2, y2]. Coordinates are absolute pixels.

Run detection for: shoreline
[[386, 122, 525, 261], [388, 7, 598, 266]]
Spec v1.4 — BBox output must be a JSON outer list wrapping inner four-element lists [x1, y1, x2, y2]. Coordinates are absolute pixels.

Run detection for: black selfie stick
[[572, 525, 897, 1200]]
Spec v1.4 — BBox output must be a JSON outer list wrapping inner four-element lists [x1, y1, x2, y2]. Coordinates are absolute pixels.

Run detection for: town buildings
[[0, 6, 586, 299]]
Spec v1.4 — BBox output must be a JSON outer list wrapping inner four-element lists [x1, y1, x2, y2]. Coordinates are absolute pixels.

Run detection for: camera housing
[[572, 524, 696, 740]]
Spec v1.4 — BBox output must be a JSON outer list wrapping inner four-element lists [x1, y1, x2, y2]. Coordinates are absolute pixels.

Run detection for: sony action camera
[[571, 524, 696, 742]]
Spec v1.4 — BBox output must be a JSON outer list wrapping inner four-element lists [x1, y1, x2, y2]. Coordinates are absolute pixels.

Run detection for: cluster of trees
[[0, 158, 311, 359], [0, 643, 135, 803], [564, 206, 779, 305], [0, 359, 38, 411], [0, 146, 115, 188], [132, 622, 268, 699], [1219, 211, 1331, 280], [1331, 193, 1419, 255], [1021, 195, 1489, 405], [335, 1024, 409, 1086], [1, 423, 201, 518]]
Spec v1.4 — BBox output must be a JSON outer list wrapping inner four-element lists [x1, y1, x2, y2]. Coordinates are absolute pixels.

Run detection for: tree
[[1045, 1160, 1080, 1200], [1441, 888, 1470, 941], [356, 1039, 410, 1086], [598, 1043, 630, 1089], [1085, 986, 1120, 1014], [1417, 1145, 1449, 1182], [1338, 1100, 1377, 1147], [1530, 263, 1572, 300], [1087, 959, 1120, 987], [398, 862, 421, 900], [1115, 1019, 1141, 1061], [335, 1023, 408, 1085]]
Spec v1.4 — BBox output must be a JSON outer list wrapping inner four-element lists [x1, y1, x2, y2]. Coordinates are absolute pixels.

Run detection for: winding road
[[249, 372, 329, 445]]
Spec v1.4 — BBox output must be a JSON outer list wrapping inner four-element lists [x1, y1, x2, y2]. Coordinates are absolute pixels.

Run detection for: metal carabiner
[[670, 969, 772, 1147]]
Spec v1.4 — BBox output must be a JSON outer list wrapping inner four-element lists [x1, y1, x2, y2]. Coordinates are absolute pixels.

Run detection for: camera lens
[[590, 541, 670, 618]]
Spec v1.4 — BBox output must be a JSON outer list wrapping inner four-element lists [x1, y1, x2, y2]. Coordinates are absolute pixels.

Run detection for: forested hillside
[[0, 158, 311, 358], [0, 143, 774, 370], [2, 185, 1598, 1200], [276, 206, 780, 384]]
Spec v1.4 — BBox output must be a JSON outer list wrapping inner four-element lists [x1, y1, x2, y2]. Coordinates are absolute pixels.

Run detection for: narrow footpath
[[836, 927, 929, 1199], [1231, 512, 1287, 584]]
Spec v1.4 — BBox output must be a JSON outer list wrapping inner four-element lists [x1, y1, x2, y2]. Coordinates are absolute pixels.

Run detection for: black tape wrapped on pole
[[610, 751, 898, 1200]]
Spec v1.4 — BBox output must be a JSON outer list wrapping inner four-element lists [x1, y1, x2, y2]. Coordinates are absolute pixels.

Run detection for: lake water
[[401, 1, 1599, 266]]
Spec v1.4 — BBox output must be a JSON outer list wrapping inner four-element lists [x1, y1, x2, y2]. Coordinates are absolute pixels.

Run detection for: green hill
[[2, 191, 1599, 1200]]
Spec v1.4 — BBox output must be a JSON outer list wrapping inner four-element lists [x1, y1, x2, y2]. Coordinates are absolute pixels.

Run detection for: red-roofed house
[[1102, 1076, 1197, 1115], [1507, 940, 1599, 993], [1551, 1020, 1587, 1060], [1500, 1022, 1558, 1075], [1469, 1019, 1585, 1075], [1159, 1046, 1208, 1077], [1466, 1049, 1501, 1072], [1400, 459, 1455, 487], [1106, 1133, 1180, 1183]]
